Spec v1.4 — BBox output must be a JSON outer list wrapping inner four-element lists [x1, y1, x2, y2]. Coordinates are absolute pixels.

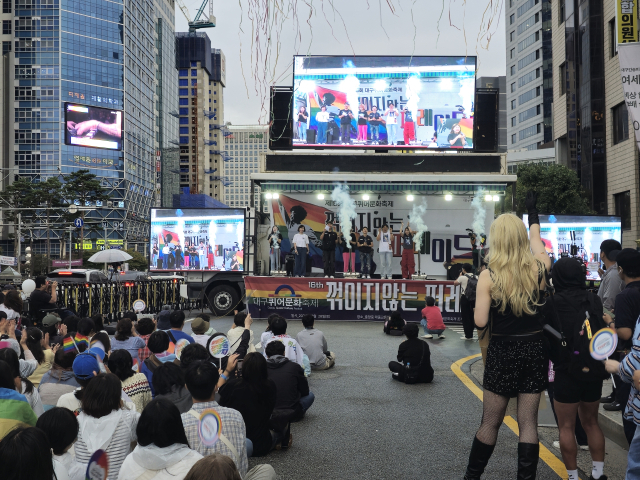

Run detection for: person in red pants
[[402, 107, 416, 145], [399, 221, 417, 279]]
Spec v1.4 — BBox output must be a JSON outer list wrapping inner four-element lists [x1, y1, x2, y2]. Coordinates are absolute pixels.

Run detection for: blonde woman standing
[[464, 192, 551, 480]]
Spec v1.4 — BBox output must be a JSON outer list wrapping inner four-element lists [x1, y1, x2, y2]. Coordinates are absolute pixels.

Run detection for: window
[[518, 68, 541, 88], [179, 108, 188, 115], [179, 137, 188, 144], [510, 31, 515, 42], [2, 41, 10, 54], [559, 63, 566, 95], [179, 98, 188, 105], [512, 134, 517, 144], [179, 118, 188, 124], [518, 30, 540, 52], [179, 88, 188, 96], [511, 99, 517, 110], [519, 123, 541, 140], [191, 69, 197, 76], [2, 0, 10, 13], [518, 49, 540, 70], [511, 82, 516, 93], [511, 65, 516, 76], [179, 69, 188, 77], [612, 102, 629, 145], [614, 191, 631, 230], [510, 14, 515, 25], [179, 79, 188, 86], [180, 127, 189, 134], [2, 20, 10, 34], [518, 86, 540, 105], [517, 0, 539, 18], [511, 117, 517, 127], [510, 48, 515, 59], [610, 18, 618, 57], [559, 0, 565, 25], [519, 104, 541, 122], [191, 61, 198, 67], [517, 12, 539, 35]]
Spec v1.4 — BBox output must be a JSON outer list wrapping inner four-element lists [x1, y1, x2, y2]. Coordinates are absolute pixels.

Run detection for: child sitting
[[420, 296, 446, 339]]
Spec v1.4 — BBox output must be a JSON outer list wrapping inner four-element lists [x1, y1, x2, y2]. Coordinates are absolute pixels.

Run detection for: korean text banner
[[246, 277, 462, 322], [292, 56, 476, 150], [617, 0, 639, 44], [619, 43, 640, 151]]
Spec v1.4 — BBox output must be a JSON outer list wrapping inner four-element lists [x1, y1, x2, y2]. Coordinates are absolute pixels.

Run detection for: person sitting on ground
[[263, 317, 304, 368], [135, 317, 156, 364], [0, 313, 38, 377], [0, 426, 55, 479], [167, 310, 194, 346], [219, 353, 278, 456], [191, 317, 217, 347], [118, 398, 203, 480], [0, 347, 44, 417], [420, 296, 446, 339], [108, 349, 152, 413], [42, 313, 64, 346], [74, 373, 141, 479], [179, 343, 210, 371], [56, 350, 100, 414], [91, 313, 116, 335], [184, 454, 276, 480], [25, 327, 55, 387], [38, 348, 80, 408], [228, 312, 256, 355], [266, 340, 314, 431], [111, 318, 146, 369], [296, 314, 335, 370], [383, 310, 406, 336], [207, 332, 251, 376], [90, 331, 111, 357], [140, 330, 177, 396], [0, 289, 23, 322], [260, 314, 278, 353], [0, 359, 37, 437], [157, 305, 172, 330], [36, 407, 87, 480], [62, 315, 80, 335], [153, 362, 193, 413], [388, 323, 434, 384], [76, 317, 94, 339], [181, 358, 279, 479]]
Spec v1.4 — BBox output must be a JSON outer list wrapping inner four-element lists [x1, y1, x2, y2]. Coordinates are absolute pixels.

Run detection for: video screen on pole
[[150, 208, 246, 272], [292, 55, 476, 150], [523, 214, 622, 281], [64, 103, 123, 150]]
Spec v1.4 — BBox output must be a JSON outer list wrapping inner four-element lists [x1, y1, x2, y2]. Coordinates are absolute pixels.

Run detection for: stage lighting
[[192, 224, 200, 233], [299, 80, 316, 92], [317, 194, 325, 200], [407, 195, 414, 201], [373, 79, 388, 91], [440, 78, 453, 91], [445, 194, 453, 201], [273, 193, 279, 199], [484, 194, 492, 202], [493, 195, 499, 202], [265, 193, 273, 199], [226, 224, 233, 232], [362, 194, 370, 200]]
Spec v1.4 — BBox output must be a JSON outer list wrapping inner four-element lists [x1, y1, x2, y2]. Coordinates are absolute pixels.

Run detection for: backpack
[[463, 274, 478, 304]]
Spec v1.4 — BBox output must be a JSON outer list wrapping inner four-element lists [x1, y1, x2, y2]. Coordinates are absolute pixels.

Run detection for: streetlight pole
[[69, 227, 73, 269]]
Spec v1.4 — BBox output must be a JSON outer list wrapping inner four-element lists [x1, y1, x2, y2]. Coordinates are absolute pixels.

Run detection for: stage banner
[[619, 43, 640, 151], [246, 276, 462, 323]]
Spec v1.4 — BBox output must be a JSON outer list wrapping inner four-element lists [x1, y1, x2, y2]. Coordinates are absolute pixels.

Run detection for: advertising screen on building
[[523, 214, 622, 281], [64, 103, 123, 150], [292, 55, 476, 150], [150, 208, 245, 272]]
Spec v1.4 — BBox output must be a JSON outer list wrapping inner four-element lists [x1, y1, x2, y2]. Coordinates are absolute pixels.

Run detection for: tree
[[61, 170, 110, 247], [507, 163, 594, 217], [34, 178, 65, 271]]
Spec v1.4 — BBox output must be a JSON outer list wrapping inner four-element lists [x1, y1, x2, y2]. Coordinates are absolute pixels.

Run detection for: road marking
[[451, 354, 567, 479]]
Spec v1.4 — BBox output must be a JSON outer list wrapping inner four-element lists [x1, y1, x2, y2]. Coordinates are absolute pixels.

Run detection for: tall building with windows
[[225, 125, 267, 210], [505, 0, 553, 152], [175, 32, 225, 200], [552, 0, 639, 244], [0, 0, 176, 254]]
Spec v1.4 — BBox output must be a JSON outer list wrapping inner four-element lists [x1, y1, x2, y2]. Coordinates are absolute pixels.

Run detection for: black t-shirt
[[397, 337, 434, 381], [368, 112, 381, 126], [321, 230, 338, 251], [613, 281, 640, 351], [339, 109, 353, 125], [298, 112, 308, 122], [404, 111, 414, 122], [30, 289, 54, 314], [448, 131, 465, 147], [357, 111, 368, 125], [402, 234, 414, 250], [358, 234, 373, 253], [268, 232, 282, 249]]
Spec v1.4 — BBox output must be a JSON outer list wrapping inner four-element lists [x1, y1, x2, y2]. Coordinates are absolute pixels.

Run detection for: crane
[[176, 0, 216, 32]]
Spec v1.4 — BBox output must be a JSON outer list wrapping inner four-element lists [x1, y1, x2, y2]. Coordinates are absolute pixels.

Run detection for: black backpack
[[550, 292, 609, 380], [464, 274, 478, 304]]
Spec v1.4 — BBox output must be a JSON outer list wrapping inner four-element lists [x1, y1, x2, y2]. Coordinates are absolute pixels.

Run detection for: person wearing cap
[[42, 313, 63, 347], [191, 317, 217, 347], [602, 248, 640, 445]]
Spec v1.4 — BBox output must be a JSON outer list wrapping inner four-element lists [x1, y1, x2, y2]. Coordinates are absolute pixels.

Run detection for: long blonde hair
[[487, 214, 543, 316]]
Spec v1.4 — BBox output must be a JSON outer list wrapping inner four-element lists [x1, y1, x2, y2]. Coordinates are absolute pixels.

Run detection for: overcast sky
[[175, 1, 506, 125]]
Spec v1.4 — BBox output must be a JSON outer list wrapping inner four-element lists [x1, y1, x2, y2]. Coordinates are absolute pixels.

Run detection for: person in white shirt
[[198, 241, 207, 270], [315, 105, 330, 144], [190, 317, 216, 347], [384, 102, 399, 145], [36, 407, 87, 480], [292, 225, 310, 277], [264, 317, 304, 367], [376, 224, 394, 279], [227, 312, 256, 354]]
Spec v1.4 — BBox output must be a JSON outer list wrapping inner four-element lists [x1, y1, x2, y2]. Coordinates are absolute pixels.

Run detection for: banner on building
[[618, 43, 640, 150], [618, 0, 639, 44], [0, 256, 17, 266], [246, 276, 462, 322]]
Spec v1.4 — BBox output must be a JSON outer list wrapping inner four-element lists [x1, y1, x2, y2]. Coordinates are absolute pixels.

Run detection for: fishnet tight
[[476, 391, 541, 445]]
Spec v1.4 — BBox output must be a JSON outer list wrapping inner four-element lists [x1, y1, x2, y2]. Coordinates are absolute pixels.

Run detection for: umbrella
[[88, 250, 133, 263]]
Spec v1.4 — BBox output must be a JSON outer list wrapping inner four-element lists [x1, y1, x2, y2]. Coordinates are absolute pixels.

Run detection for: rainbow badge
[[198, 409, 222, 447], [175, 338, 190, 360], [208, 336, 230, 359], [85, 449, 109, 480], [590, 328, 618, 361]]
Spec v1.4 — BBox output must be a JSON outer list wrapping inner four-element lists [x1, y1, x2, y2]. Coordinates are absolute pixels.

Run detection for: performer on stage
[[402, 107, 416, 145], [377, 224, 394, 280], [400, 221, 417, 279]]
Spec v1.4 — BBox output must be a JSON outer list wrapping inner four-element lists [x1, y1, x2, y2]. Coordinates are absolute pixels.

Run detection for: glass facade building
[[225, 125, 267, 211]]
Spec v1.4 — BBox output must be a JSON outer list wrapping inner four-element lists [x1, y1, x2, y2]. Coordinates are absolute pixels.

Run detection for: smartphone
[[16, 317, 22, 330], [236, 359, 243, 374]]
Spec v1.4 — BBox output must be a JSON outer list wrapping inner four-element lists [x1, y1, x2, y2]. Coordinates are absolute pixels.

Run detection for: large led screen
[[523, 214, 622, 281], [64, 103, 123, 150], [150, 208, 246, 272], [292, 55, 476, 150]]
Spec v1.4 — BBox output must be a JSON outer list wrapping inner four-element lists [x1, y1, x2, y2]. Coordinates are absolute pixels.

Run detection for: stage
[[245, 275, 462, 322]]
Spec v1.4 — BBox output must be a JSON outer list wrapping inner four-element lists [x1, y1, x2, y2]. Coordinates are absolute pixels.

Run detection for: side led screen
[[64, 103, 123, 150]]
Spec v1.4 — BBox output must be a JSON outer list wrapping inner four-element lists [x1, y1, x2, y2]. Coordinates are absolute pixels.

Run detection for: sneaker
[[461, 336, 474, 340], [600, 394, 614, 404], [553, 441, 560, 449], [422, 334, 433, 339], [438, 334, 445, 339], [330, 275, 334, 278], [324, 275, 329, 278], [603, 401, 624, 411], [579, 444, 589, 451]]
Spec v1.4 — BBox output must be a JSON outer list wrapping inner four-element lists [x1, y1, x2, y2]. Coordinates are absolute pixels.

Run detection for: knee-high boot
[[464, 436, 495, 479], [517, 442, 539, 480]]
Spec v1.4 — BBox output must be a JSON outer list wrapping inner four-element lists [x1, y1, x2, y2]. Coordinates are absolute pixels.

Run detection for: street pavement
[[182, 315, 608, 479]]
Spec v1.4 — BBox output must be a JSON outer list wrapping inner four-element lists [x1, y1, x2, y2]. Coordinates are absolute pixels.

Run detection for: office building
[[0, 0, 175, 254], [505, 0, 553, 152], [175, 32, 225, 200], [476, 76, 507, 153], [552, 0, 638, 245], [225, 124, 268, 210]]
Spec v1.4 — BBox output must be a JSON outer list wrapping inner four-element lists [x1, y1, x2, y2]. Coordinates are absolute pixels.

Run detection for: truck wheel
[[207, 285, 239, 316]]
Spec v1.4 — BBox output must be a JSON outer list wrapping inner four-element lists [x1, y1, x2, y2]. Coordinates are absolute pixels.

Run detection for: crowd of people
[[0, 295, 336, 479]]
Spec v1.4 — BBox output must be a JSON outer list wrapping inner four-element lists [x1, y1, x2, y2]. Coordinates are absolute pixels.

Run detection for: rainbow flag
[[74, 334, 89, 351], [272, 195, 329, 234], [62, 336, 76, 353], [0, 387, 37, 438]]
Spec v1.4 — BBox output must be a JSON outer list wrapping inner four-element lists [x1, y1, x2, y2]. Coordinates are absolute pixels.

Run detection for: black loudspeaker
[[474, 88, 499, 153], [418, 232, 431, 255], [269, 86, 293, 150], [306, 128, 316, 144]]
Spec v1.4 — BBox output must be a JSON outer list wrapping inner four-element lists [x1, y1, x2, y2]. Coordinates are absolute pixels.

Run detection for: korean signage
[[52, 259, 82, 267], [618, 0, 639, 44], [618, 43, 640, 150], [0, 256, 17, 266], [246, 277, 462, 322]]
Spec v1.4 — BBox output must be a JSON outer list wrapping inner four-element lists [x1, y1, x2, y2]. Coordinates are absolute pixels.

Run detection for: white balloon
[[22, 279, 36, 295]]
